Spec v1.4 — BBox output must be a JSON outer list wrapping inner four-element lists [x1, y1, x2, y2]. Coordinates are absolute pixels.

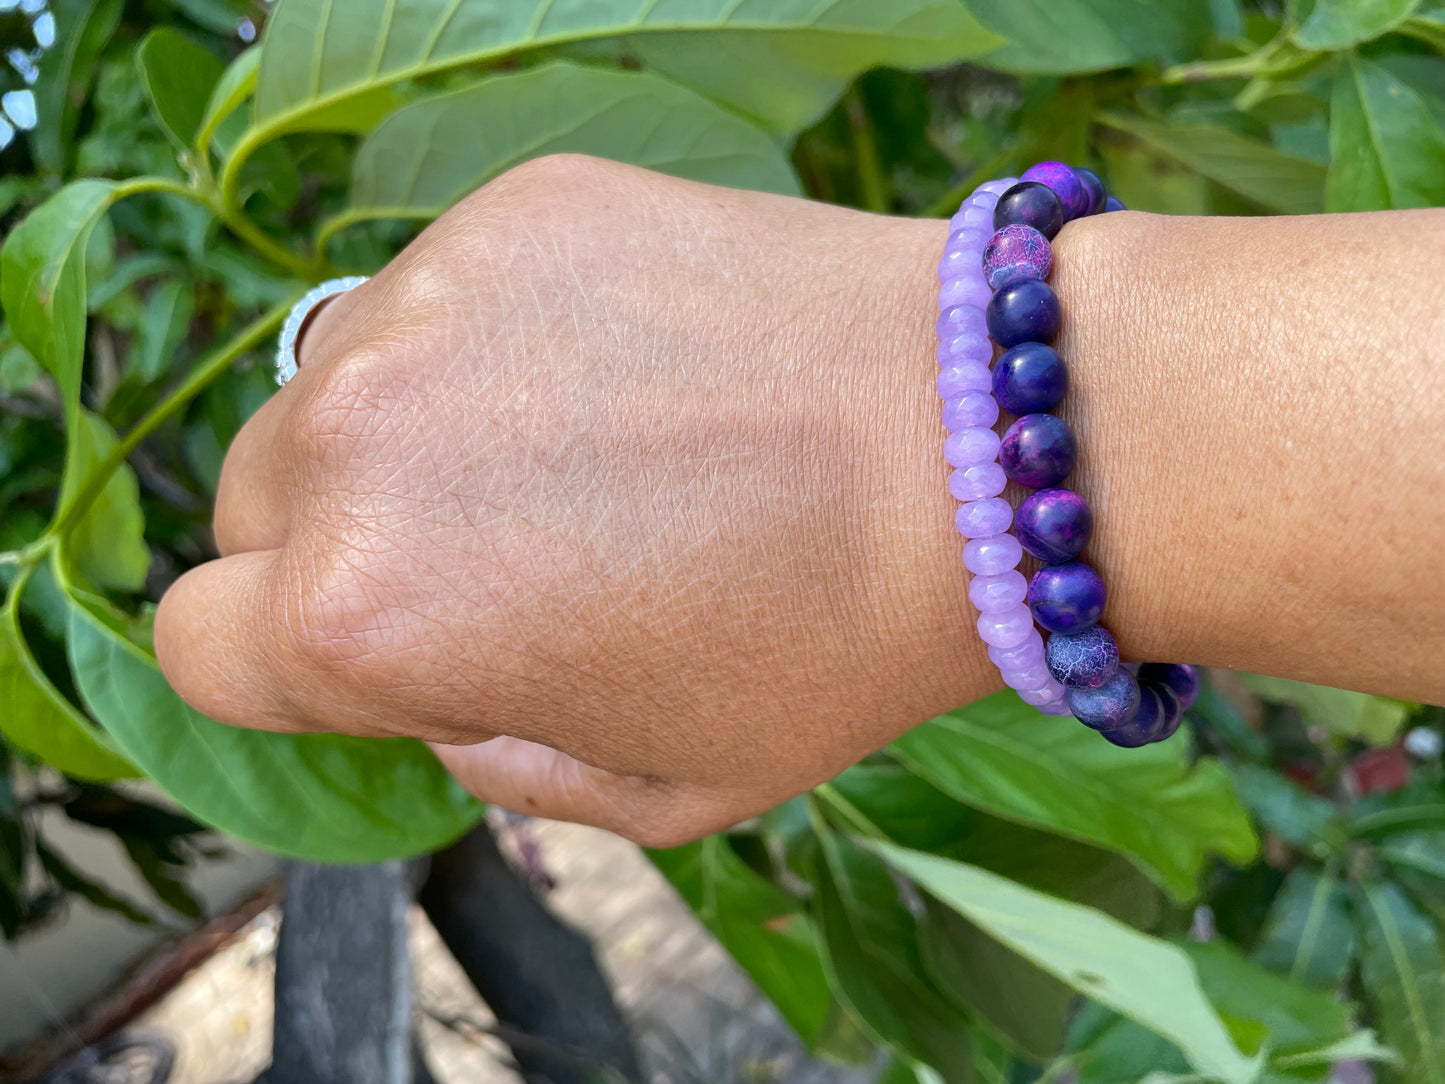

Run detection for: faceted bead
[[1038, 696, 1075, 716], [937, 305, 987, 338], [1002, 662, 1054, 692], [1067, 669, 1141, 730], [977, 604, 1035, 649], [1073, 167, 1107, 216], [937, 331, 992, 366], [969, 569, 1029, 614], [986, 279, 1061, 348], [992, 341, 1067, 416], [988, 628, 1043, 671], [939, 275, 992, 310], [937, 360, 992, 398], [956, 497, 1013, 539], [949, 462, 1007, 501], [1028, 561, 1106, 634], [1045, 627, 1120, 689], [1020, 161, 1090, 222], [1016, 487, 1093, 563], [993, 181, 1064, 240], [1000, 413, 1077, 489], [1136, 663, 1202, 712], [1150, 685, 1184, 742], [942, 392, 998, 432], [978, 177, 1019, 196], [1099, 687, 1164, 748], [938, 231, 988, 282], [963, 533, 1023, 576], [944, 426, 1001, 468], [1103, 196, 1126, 213], [982, 224, 1053, 290]]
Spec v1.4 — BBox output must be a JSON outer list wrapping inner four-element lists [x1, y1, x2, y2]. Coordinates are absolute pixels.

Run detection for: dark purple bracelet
[[938, 161, 1199, 747]]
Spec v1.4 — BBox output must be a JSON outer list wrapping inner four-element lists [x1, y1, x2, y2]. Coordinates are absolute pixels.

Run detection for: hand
[[154, 155, 992, 846]]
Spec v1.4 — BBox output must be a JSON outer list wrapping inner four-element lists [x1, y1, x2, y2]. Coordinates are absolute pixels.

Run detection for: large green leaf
[[1295, 0, 1422, 48], [869, 841, 1259, 1084], [1252, 867, 1356, 990], [650, 837, 836, 1048], [58, 411, 151, 593], [65, 591, 483, 862], [890, 694, 1258, 901], [28, 0, 123, 174], [1238, 674, 1409, 745], [964, 0, 1211, 74], [1228, 764, 1346, 857], [1326, 56, 1445, 212], [136, 27, 226, 150], [1353, 880, 1445, 1084], [196, 46, 260, 154], [342, 62, 800, 245], [1098, 115, 1325, 214], [253, 0, 999, 140]]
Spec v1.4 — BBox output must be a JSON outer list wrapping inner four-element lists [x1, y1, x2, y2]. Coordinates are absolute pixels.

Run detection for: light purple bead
[[938, 275, 991, 310], [944, 426, 1000, 468], [988, 629, 1043, 670], [977, 604, 1034, 649], [949, 462, 1006, 501], [942, 392, 998, 431], [956, 497, 1012, 538], [938, 230, 988, 281], [959, 205, 992, 227], [978, 178, 1018, 196], [969, 570, 1028, 614], [982, 224, 1053, 290], [937, 332, 992, 365], [1002, 662, 1054, 693], [936, 305, 986, 338], [963, 533, 1023, 576], [937, 360, 991, 398]]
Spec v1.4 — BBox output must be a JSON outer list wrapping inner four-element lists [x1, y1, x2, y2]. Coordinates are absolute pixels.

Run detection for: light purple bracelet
[[936, 179, 1071, 716]]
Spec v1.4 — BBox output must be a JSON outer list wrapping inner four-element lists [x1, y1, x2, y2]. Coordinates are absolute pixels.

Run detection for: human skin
[[152, 155, 1445, 847]]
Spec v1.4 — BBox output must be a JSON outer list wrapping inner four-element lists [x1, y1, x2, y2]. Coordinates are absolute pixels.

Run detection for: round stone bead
[[937, 305, 986, 339], [1002, 662, 1054, 692], [1100, 687, 1165, 748], [1103, 196, 1126, 213], [949, 462, 1007, 501], [1028, 561, 1106, 634], [1000, 413, 1077, 489], [1137, 663, 1202, 712], [944, 426, 1001, 468], [1073, 167, 1107, 216], [957, 497, 1013, 538], [1016, 487, 1093, 563], [992, 181, 1064, 240], [937, 331, 992, 366], [1045, 627, 1119, 689], [937, 360, 991, 398], [1067, 669, 1141, 730], [992, 341, 1067, 415], [986, 280, 1061, 348], [942, 391, 998, 431], [982, 224, 1053, 290], [1150, 685, 1185, 743], [964, 533, 1023, 576], [977, 604, 1035, 649], [969, 569, 1028, 614], [939, 274, 992, 310], [1020, 160, 1090, 222]]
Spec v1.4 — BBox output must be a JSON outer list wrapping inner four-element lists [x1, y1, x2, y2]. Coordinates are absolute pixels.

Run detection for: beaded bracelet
[[936, 162, 1200, 747]]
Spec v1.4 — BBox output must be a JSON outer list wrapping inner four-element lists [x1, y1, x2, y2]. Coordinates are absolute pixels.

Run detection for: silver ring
[[275, 276, 370, 386]]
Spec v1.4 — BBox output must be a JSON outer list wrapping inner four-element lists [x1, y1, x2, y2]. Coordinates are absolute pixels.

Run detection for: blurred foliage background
[[1, 1, 1444, 1081]]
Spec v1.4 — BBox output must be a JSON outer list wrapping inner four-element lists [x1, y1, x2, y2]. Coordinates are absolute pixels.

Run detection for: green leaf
[[136, 27, 226, 150], [58, 411, 151, 593], [36, 840, 156, 927], [254, 0, 1000, 140], [828, 765, 978, 853], [1353, 880, 1445, 1084], [650, 837, 835, 1047], [890, 693, 1258, 902], [0, 574, 136, 782], [1237, 674, 1410, 744], [197, 46, 260, 154], [65, 592, 484, 862], [1295, 0, 1422, 49], [28, 0, 123, 174], [1098, 115, 1325, 213], [811, 833, 976, 1081], [964, 0, 1212, 74], [1326, 56, 1445, 212], [868, 841, 1259, 1084], [342, 62, 800, 245], [1379, 830, 1445, 880], [1228, 764, 1345, 856], [127, 280, 195, 384], [1186, 940, 1351, 1055], [1252, 867, 1356, 990]]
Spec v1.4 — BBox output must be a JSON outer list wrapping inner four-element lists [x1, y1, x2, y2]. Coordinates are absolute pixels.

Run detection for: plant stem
[[811, 783, 889, 842], [845, 86, 888, 214], [215, 126, 324, 280]]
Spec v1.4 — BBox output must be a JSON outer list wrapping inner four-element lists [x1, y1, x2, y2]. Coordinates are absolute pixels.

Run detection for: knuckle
[[286, 346, 407, 469], [476, 153, 635, 213]]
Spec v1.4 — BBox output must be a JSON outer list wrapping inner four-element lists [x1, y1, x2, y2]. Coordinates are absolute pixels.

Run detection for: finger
[[154, 550, 309, 734], [213, 393, 295, 557], [429, 737, 713, 848]]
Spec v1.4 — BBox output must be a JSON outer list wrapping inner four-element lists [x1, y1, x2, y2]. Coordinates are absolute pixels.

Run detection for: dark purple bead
[[1067, 669, 1141, 730], [986, 279, 1060, 348], [1103, 196, 1126, 213], [1149, 684, 1185, 742], [1000, 413, 1076, 489], [1137, 663, 1201, 712], [1045, 627, 1119, 689], [982, 224, 1053, 290], [1100, 687, 1164, 748], [1021, 161, 1090, 222], [1073, 167, 1107, 216], [1016, 487, 1092, 563], [993, 181, 1064, 240], [992, 342, 1067, 415], [1028, 561, 1106, 634]]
